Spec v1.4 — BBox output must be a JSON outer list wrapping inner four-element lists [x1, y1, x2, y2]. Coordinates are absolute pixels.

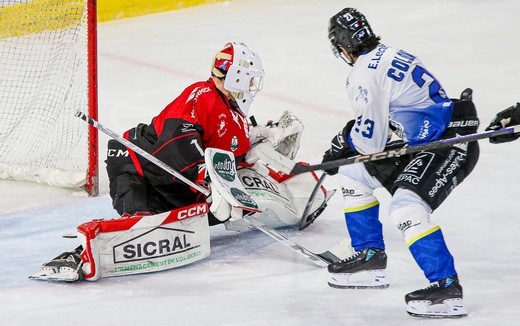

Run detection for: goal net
[[0, 0, 98, 195]]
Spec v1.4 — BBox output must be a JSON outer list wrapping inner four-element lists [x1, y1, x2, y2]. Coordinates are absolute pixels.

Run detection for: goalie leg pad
[[77, 203, 211, 281], [230, 163, 333, 231], [235, 165, 299, 230]]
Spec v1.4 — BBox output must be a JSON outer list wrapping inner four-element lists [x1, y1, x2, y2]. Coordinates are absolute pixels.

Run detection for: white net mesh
[[0, 0, 91, 188]]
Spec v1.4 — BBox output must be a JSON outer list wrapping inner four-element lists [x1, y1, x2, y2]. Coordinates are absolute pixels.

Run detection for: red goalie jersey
[[106, 78, 251, 215]]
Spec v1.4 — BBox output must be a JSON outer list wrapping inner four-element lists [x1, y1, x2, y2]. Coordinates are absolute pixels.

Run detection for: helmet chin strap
[[340, 48, 356, 66], [332, 44, 355, 66], [340, 53, 354, 66]]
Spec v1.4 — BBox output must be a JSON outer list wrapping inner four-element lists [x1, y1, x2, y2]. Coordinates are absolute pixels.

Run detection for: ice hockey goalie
[[29, 111, 334, 282]]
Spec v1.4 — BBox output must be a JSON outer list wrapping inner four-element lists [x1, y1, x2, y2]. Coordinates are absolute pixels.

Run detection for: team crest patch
[[230, 136, 238, 152]]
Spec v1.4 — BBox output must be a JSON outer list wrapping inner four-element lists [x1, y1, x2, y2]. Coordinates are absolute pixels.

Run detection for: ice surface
[[1, 0, 520, 325]]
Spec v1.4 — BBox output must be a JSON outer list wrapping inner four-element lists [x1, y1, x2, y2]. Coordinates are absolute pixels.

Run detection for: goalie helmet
[[328, 8, 378, 63], [211, 42, 265, 115]]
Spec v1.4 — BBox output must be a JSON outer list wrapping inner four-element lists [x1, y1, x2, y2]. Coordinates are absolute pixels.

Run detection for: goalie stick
[[256, 125, 520, 175], [76, 111, 339, 266]]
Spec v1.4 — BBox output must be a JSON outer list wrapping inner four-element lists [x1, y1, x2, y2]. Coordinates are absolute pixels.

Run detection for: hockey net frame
[[0, 0, 99, 196]]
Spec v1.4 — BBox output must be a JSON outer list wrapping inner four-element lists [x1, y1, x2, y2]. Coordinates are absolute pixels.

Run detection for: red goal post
[[0, 0, 99, 196]]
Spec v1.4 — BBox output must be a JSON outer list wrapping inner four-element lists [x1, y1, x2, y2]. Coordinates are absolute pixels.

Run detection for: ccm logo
[[177, 204, 207, 220], [107, 149, 129, 157]]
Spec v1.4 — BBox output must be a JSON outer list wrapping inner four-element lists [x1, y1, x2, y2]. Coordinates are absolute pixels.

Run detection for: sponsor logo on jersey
[[181, 123, 196, 133], [186, 86, 211, 104], [397, 219, 417, 232], [341, 187, 362, 197], [396, 151, 434, 185], [397, 220, 412, 232], [428, 148, 466, 197], [418, 119, 431, 140]]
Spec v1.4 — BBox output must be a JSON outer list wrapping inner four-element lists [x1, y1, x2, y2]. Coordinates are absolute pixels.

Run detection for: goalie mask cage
[[0, 0, 99, 196]]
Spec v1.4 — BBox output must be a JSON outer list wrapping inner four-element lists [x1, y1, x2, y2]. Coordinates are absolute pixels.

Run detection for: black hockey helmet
[[328, 8, 378, 59]]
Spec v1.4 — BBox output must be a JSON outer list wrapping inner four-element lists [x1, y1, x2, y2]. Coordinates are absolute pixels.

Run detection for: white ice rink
[[1, 0, 520, 325]]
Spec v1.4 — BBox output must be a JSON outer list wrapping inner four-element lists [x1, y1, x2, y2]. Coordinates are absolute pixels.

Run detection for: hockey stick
[[76, 111, 336, 266], [242, 215, 331, 267], [298, 173, 327, 230], [257, 125, 520, 175]]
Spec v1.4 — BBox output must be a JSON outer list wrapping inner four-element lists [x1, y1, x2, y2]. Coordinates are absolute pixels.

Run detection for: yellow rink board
[[0, 0, 227, 38], [97, 0, 227, 22]]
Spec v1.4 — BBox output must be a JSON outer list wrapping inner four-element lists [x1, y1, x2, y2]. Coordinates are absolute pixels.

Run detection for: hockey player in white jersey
[[322, 8, 480, 318]]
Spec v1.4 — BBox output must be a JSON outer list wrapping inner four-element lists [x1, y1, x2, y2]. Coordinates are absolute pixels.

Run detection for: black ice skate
[[405, 275, 467, 318], [29, 246, 84, 282], [327, 247, 389, 289]]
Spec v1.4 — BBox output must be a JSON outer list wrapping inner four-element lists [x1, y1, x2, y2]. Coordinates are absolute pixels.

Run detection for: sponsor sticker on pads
[[77, 203, 211, 280], [205, 147, 261, 212]]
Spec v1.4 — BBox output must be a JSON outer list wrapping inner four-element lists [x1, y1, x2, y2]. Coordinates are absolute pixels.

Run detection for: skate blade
[[328, 269, 389, 289], [407, 299, 467, 318], [407, 311, 467, 319], [29, 270, 80, 282], [328, 282, 389, 289]]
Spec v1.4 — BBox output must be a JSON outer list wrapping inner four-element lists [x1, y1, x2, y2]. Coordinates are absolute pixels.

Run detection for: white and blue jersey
[[345, 43, 453, 154]]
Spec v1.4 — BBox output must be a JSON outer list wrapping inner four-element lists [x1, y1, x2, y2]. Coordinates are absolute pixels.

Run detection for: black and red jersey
[[122, 78, 251, 201]]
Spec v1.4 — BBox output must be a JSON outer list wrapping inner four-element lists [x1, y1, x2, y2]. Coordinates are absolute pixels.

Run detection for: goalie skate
[[29, 251, 83, 282], [327, 248, 389, 289], [405, 275, 467, 318]]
